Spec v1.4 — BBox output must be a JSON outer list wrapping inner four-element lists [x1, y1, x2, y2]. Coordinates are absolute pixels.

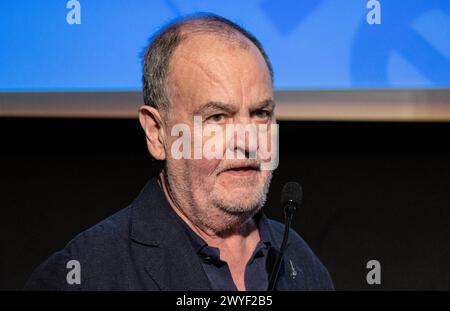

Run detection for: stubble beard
[[164, 164, 273, 235]]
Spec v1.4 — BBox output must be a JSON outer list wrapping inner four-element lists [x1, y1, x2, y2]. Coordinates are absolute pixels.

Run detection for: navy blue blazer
[[25, 179, 334, 290]]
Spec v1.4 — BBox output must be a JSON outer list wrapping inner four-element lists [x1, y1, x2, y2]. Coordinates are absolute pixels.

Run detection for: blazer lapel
[[129, 179, 211, 291], [263, 214, 308, 291]]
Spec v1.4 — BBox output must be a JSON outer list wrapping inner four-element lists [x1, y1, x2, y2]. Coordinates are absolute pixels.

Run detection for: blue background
[[0, 0, 449, 91]]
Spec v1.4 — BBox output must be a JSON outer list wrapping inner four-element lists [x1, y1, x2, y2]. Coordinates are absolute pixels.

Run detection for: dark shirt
[[172, 210, 273, 291]]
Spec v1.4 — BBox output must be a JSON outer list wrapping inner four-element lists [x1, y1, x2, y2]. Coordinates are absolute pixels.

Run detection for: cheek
[[260, 169, 272, 182], [189, 158, 221, 179]]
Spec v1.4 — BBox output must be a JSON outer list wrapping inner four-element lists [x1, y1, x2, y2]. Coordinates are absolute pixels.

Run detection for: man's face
[[162, 33, 275, 233]]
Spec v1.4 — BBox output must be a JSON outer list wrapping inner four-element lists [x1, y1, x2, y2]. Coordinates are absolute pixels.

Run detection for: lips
[[219, 163, 259, 176]]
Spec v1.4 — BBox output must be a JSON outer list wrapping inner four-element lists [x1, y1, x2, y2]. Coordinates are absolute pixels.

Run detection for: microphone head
[[281, 182, 303, 208]]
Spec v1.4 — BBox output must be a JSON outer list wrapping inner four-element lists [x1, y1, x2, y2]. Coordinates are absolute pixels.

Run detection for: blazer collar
[[129, 178, 212, 290], [129, 178, 174, 246]]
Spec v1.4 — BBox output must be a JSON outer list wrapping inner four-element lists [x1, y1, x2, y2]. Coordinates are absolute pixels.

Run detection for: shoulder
[[266, 218, 335, 290], [25, 206, 132, 290], [66, 206, 131, 254]]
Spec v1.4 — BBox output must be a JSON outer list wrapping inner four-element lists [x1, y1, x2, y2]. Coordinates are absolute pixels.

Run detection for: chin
[[206, 208, 259, 234], [196, 188, 269, 234], [213, 192, 265, 214]]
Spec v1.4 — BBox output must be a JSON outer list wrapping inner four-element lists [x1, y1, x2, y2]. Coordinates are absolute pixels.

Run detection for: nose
[[226, 119, 258, 160]]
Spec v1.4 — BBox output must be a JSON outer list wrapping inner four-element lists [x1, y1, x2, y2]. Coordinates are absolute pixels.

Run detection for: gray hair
[[142, 13, 274, 114]]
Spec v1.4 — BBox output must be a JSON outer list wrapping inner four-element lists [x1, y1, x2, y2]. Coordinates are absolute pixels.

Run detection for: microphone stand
[[267, 200, 296, 291]]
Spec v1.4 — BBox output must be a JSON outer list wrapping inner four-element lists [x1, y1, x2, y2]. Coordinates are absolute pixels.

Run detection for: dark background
[[1, 117, 449, 290]]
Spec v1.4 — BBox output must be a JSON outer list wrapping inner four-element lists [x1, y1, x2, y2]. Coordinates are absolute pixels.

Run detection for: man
[[26, 14, 333, 291]]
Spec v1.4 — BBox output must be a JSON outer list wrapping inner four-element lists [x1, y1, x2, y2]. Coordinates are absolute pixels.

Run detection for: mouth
[[220, 163, 259, 177]]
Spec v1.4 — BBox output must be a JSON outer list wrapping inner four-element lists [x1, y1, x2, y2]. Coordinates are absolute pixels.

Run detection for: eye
[[253, 109, 272, 120], [206, 113, 226, 123]]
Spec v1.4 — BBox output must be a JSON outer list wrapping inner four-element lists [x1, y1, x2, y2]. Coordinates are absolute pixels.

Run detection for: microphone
[[267, 181, 303, 291]]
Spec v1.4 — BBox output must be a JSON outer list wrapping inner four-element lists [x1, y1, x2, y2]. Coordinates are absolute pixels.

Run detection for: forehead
[[166, 32, 272, 114]]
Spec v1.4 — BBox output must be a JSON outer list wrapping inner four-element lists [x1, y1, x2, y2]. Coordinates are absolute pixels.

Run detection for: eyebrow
[[194, 98, 275, 115], [194, 101, 238, 115], [249, 99, 275, 111]]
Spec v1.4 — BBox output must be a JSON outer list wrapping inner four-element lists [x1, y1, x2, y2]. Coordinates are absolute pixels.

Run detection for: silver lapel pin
[[289, 259, 297, 280]]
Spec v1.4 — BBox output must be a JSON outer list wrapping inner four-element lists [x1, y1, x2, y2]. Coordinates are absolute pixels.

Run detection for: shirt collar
[[170, 208, 274, 256]]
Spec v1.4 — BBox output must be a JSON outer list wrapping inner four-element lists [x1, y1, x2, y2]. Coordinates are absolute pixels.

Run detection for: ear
[[139, 105, 166, 160]]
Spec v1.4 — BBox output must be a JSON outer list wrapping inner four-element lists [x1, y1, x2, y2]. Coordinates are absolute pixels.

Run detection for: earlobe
[[139, 105, 166, 160]]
